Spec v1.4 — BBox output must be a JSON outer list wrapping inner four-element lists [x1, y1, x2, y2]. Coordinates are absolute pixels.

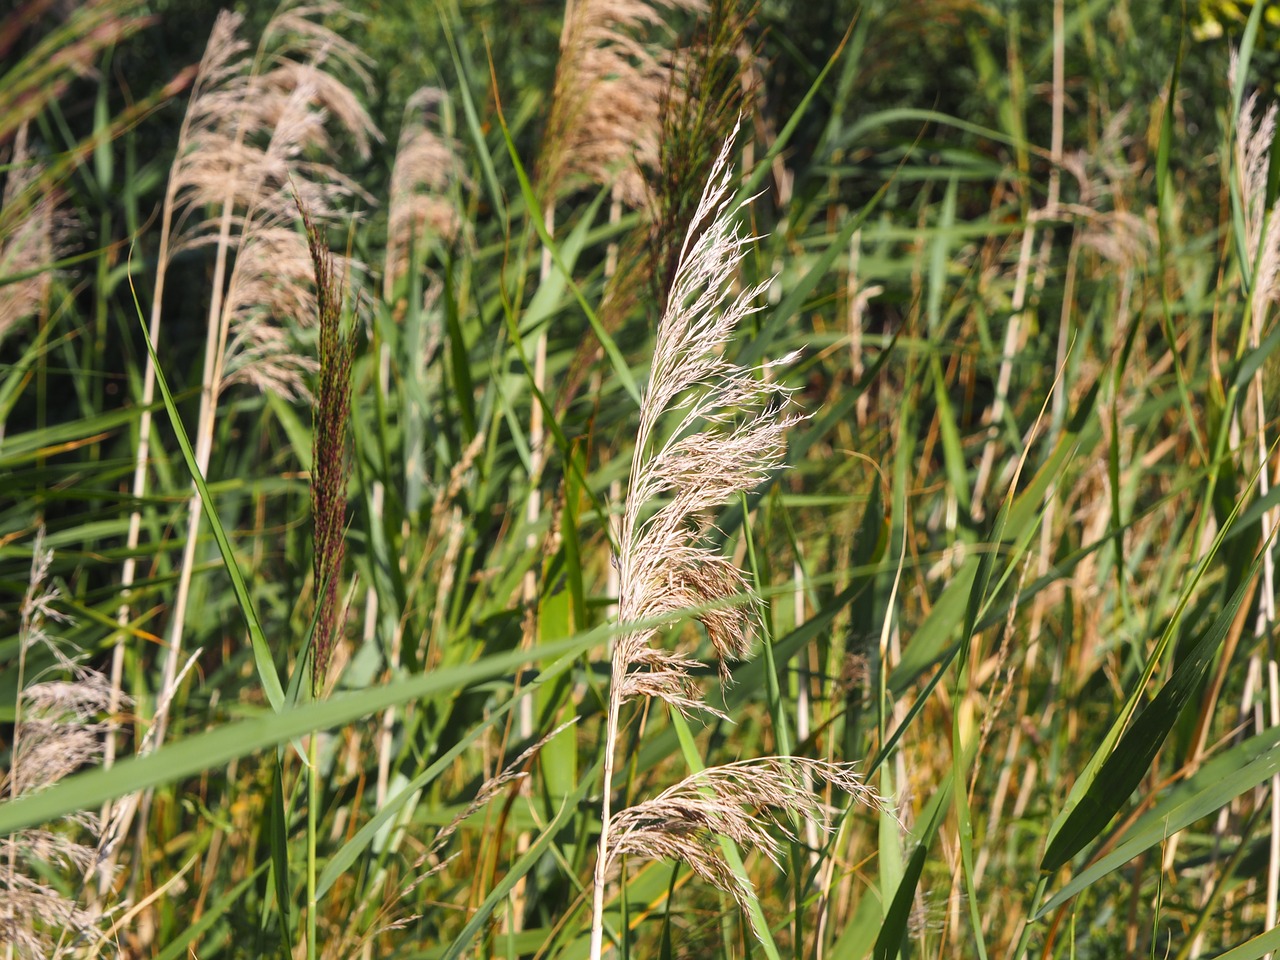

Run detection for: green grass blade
[[872, 779, 951, 960], [0, 631, 596, 836], [1207, 925, 1280, 960], [126, 267, 286, 713], [1039, 725, 1280, 916], [1040, 545, 1266, 873]]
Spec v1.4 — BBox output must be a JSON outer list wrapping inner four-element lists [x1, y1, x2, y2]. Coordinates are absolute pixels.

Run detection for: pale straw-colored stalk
[[110, 14, 247, 782], [518, 0, 703, 932], [372, 87, 462, 808], [149, 3, 377, 751], [102, 8, 378, 881]]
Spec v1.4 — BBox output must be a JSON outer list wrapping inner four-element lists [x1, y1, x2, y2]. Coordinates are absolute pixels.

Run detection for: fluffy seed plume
[[589, 124, 879, 958], [384, 87, 463, 296], [614, 120, 800, 700], [541, 0, 705, 207], [2, 530, 125, 957], [1231, 50, 1280, 335], [608, 758, 882, 919], [134, 0, 379, 776], [0, 124, 73, 344], [166, 5, 378, 401]]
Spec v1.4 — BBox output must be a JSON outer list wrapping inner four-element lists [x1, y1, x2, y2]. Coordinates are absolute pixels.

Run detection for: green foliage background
[[4, 0, 1280, 958]]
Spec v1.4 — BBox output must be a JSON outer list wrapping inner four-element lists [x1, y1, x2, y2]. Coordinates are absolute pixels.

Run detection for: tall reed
[[587, 124, 879, 958], [533, 0, 706, 632]]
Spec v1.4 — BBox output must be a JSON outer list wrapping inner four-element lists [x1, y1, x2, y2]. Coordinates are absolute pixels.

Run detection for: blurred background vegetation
[[6, 0, 1280, 957]]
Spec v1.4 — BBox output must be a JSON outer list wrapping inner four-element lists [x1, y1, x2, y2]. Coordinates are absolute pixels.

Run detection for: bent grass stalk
[[587, 124, 879, 958]]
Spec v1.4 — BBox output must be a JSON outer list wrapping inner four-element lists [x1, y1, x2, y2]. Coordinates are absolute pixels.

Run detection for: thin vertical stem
[[589, 675, 622, 960], [308, 731, 319, 960]]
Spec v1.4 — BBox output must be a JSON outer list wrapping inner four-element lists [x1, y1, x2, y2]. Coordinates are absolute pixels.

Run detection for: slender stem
[[589, 669, 622, 960], [308, 731, 319, 959], [6, 575, 31, 960]]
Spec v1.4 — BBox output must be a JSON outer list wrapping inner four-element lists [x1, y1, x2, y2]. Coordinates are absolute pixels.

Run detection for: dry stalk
[[587, 125, 879, 958], [519, 0, 706, 932], [102, 5, 379, 883]]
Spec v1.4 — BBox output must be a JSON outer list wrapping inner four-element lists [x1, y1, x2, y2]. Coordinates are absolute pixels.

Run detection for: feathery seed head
[[1231, 48, 1280, 325], [3, 530, 122, 957], [615, 122, 799, 702], [541, 0, 705, 206], [608, 758, 884, 927], [385, 87, 464, 295], [163, 5, 377, 402], [0, 124, 74, 344], [299, 199, 354, 698], [590, 122, 880, 957]]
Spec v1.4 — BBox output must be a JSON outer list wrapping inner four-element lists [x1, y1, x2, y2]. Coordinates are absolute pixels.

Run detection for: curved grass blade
[[315, 644, 583, 898], [1206, 924, 1280, 960], [0, 631, 595, 837], [1038, 725, 1280, 917], [126, 263, 286, 712], [872, 779, 951, 960]]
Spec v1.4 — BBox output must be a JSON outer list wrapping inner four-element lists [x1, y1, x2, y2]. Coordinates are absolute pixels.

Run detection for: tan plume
[[542, 0, 705, 207], [589, 123, 879, 958], [385, 87, 464, 297]]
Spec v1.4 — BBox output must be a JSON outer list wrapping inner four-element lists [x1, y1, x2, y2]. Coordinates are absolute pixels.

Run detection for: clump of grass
[[137, 1, 379, 745], [588, 124, 879, 958]]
